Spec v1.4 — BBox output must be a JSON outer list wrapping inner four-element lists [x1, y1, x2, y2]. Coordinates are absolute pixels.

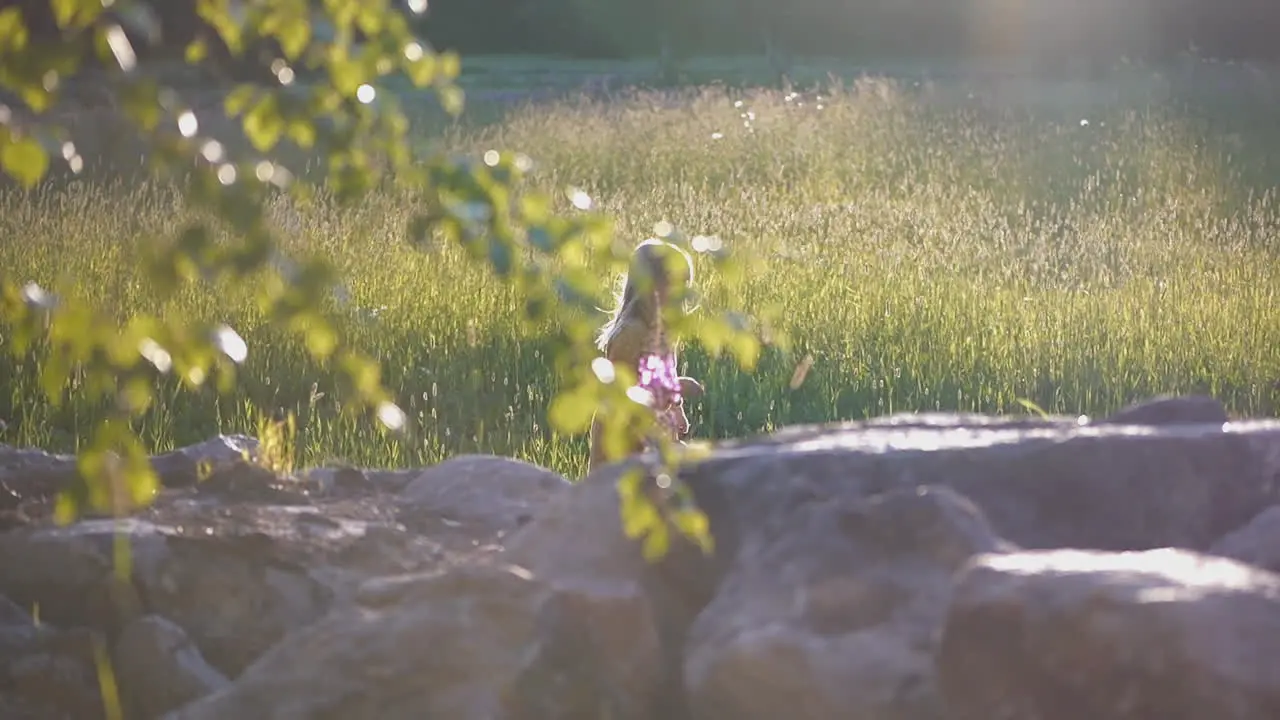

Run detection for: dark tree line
[[369, 0, 1280, 64], [3, 0, 1280, 72]]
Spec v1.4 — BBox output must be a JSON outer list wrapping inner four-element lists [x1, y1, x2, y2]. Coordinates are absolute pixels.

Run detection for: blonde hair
[[596, 239, 696, 354]]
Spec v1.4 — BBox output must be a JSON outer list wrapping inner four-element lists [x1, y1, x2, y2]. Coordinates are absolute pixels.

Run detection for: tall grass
[[3, 75, 1279, 479]]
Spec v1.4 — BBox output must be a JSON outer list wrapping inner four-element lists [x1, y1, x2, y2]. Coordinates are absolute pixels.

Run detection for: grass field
[[3, 59, 1280, 479]]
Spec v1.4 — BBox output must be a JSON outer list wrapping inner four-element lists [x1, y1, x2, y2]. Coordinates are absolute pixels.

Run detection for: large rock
[[0, 435, 260, 500], [683, 484, 1008, 720], [1210, 505, 1280, 573], [0, 593, 106, 718], [500, 459, 716, 718], [0, 443, 572, 686], [665, 404, 1280, 718], [696, 408, 1280, 551], [1096, 394, 1231, 426], [0, 516, 332, 676], [164, 458, 702, 719], [396, 454, 571, 545], [164, 561, 550, 720], [113, 614, 229, 719], [162, 406, 1280, 718], [937, 548, 1280, 720], [4, 396, 1280, 719]]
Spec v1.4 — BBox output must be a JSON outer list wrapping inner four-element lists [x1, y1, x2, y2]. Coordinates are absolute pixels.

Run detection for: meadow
[[3, 57, 1280, 479]]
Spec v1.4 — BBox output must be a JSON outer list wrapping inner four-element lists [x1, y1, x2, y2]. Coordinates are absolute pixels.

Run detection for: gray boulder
[[938, 548, 1280, 720], [113, 614, 229, 718], [4, 395, 1280, 719], [1210, 505, 1280, 573], [683, 484, 1008, 719]]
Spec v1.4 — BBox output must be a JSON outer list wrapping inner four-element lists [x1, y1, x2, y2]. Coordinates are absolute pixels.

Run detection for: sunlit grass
[[3, 74, 1279, 479]]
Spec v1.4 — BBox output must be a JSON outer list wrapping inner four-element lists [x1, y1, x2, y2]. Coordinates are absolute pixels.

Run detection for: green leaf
[[405, 55, 436, 87], [119, 80, 162, 131], [304, 322, 337, 360], [51, 0, 103, 30], [672, 507, 714, 554], [224, 84, 257, 116], [50, 0, 77, 28], [243, 95, 285, 152], [53, 493, 78, 526], [439, 51, 461, 80], [16, 83, 51, 114], [286, 118, 316, 149], [548, 385, 598, 435], [0, 8, 28, 52], [620, 490, 660, 540], [729, 333, 761, 372], [641, 525, 670, 562], [68, 421, 160, 520], [438, 86, 464, 117], [276, 15, 310, 60], [0, 131, 49, 188], [194, 0, 243, 54], [38, 350, 71, 407], [327, 52, 364, 96], [355, 5, 384, 35], [185, 38, 208, 64], [338, 351, 382, 400], [121, 376, 154, 413]]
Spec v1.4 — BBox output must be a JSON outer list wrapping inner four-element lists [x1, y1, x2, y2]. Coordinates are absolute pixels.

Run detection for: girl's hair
[[596, 238, 696, 353]]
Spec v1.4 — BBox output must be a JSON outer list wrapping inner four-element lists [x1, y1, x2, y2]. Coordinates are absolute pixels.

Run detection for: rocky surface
[[937, 548, 1280, 720], [1, 394, 1280, 719], [1209, 505, 1280, 574]]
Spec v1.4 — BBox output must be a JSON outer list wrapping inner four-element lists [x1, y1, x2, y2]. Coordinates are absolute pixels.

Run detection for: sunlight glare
[[271, 59, 295, 85], [626, 386, 655, 408], [591, 357, 616, 384], [138, 338, 172, 373], [177, 110, 198, 138], [213, 324, 248, 363], [61, 142, 83, 174], [201, 140, 224, 163], [569, 187, 592, 210], [21, 283, 55, 309], [691, 235, 722, 253], [104, 24, 136, 72], [378, 401, 407, 431]]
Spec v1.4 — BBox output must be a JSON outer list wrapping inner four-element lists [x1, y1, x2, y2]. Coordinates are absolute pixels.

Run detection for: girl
[[588, 238, 705, 474]]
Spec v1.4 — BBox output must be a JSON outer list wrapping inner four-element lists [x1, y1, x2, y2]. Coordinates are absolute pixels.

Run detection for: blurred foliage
[[12, 0, 1280, 76], [0, 0, 768, 561], [362, 0, 1280, 65]]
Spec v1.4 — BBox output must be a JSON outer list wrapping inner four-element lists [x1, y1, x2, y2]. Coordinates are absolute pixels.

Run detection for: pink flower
[[637, 352, 682, 410]]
